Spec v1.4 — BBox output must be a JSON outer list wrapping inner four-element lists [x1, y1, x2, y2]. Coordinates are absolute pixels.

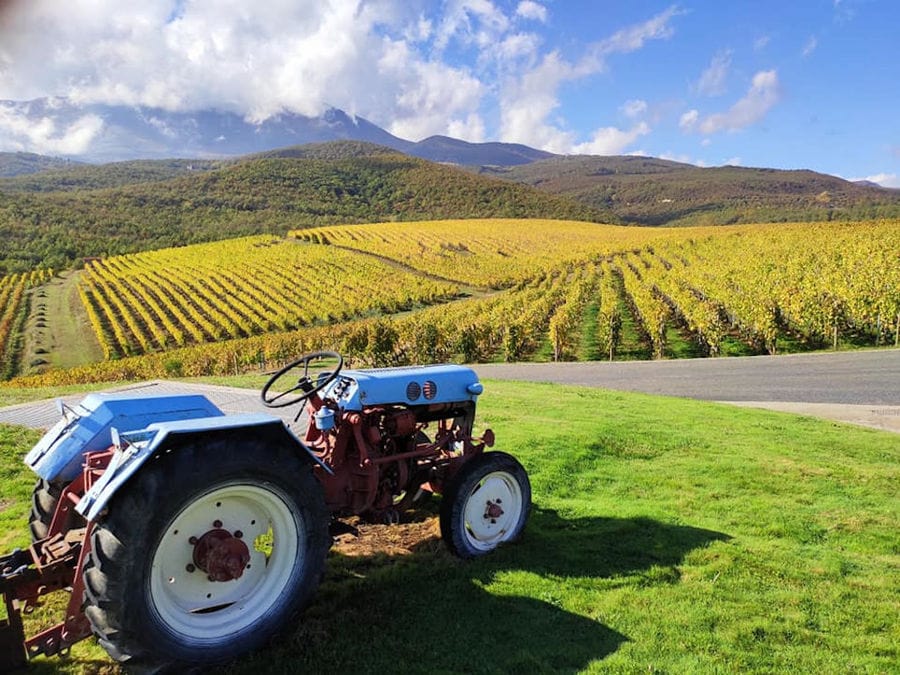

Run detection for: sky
[[0, 0, 897, 186]]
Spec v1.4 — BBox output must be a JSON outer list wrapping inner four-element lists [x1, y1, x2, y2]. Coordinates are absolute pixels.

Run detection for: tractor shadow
[[498, 507, 732, 581], [232, 507, 730, 674]]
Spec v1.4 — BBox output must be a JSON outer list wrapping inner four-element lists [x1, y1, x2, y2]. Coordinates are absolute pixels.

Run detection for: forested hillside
[[0, 146, 609, 274], [0, 141, 392, 193], [484, 155, 900, 225], [0, 152, 81, 177], [0, 158, 221, 193]]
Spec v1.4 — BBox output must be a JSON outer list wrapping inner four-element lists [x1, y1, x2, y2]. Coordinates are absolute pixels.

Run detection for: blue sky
[[0, 0, 897, 185]]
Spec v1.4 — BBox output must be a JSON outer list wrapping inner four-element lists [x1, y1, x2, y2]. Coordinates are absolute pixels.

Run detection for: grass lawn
[[0, 380, 897, 673], [21, 270, 105, 377]]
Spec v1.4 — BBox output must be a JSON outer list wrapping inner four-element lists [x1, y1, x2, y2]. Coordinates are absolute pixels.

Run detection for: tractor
[[0, 352, 531, 670]]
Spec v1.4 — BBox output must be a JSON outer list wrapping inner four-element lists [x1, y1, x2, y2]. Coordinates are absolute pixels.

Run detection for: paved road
[[0, 350, 897, 433], [474, 350, 900, 434], [474, 350, 900, 404]]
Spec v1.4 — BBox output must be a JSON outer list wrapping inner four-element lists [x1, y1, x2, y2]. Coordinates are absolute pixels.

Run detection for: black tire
[[439, 451, 531, 559], [29, 478, 63, 541], [81, 435, 330, 668]]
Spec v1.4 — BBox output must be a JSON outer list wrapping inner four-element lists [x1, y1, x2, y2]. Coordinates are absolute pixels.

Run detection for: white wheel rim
[[462, 471, 523, 551], [149, 483, 303, 641]]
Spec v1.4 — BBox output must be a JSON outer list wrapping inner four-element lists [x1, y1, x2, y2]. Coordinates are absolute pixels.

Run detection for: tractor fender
[[76, 413, 330, 522], [25, 393, 225, 483]]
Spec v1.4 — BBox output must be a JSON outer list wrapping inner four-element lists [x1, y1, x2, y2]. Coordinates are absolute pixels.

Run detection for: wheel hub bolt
[[234, 530, 243, 539], [213, 520, 223, 528], [185, 564, 196, 573]]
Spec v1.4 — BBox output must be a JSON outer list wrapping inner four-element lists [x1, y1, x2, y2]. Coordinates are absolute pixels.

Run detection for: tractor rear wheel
[[81, 435, 329, 668], [29, 478, 63, 541], [440, 451, 531, 559]]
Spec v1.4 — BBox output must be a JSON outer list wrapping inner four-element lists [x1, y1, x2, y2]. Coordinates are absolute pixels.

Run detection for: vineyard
[[2, 218, 899, 386], [78, 236, 460, 359], [291, 218, 686, 287], [0, 269, 51, 380]]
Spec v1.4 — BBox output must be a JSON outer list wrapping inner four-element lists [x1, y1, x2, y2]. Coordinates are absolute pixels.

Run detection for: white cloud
[[0, 104, 104, 154], [723, 156, 742, 166], [659, 151, 703, 166], [802, 35, 818, 57], [498, 50, 577, 152], [0, 0, 498, 142], [499, 6, 680, 151], [497, 32, 541, 61], [515, 1, 547, 23], [687, 70, 781, 135], [594, 5, 681, 56], [447, 113, 487, 142], [0, 2, 681, 153], [434, 0, 510, 52], [379, 39, 485, 140], [754, 35, 770, 51], [696, 50, 731, 96], [833, 0, 857, 23], [679, 109, 699, 131], [851, 173, 900, 188], [404, 14, 433, 42], [571, 122, 650, 155], [1, 0, 388, 119], [621, 99, 648, 118]]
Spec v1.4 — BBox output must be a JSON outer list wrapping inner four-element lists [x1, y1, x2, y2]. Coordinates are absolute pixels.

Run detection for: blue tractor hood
[[25, 392, 224, 482], [321, 364, 484, 412]]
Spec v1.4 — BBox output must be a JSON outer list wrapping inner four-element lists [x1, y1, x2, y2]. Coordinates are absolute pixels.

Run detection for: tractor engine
[[301, 373, 486, 520]]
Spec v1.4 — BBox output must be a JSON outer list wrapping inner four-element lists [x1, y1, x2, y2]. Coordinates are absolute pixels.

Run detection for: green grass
[[577, 301, 604, 361], [662, 321, 704, 359], [29, 270, 105, 373], [0, 380, 897, 673], [612, 283, 652, 361]]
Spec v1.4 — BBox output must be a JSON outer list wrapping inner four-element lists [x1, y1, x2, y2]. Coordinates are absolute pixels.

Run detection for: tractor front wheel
[[81, 435, 329, 668], [440, 451, 531, 559]]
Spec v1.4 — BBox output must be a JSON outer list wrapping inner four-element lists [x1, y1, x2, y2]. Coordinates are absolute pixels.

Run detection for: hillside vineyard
[[0, 269, 51, 379], [3, 219, 899, 386]]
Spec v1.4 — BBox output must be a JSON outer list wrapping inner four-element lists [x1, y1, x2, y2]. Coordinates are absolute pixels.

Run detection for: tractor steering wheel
[[260, 351, 344, 409]]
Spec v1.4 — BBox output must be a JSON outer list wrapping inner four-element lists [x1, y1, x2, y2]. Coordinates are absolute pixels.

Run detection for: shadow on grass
[[237, 507, 730, 674], [499, 507, 731, 579]]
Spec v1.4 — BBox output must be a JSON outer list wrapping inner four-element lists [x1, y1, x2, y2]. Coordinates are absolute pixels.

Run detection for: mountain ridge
[[1, 98, 556, 167], [480, 155, 900, 226]]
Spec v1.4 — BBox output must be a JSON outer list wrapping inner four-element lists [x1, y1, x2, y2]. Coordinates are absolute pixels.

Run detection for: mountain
[[3, 96, 897, 227], [482, 155, 900, 225], [0, 98, 412, 164], [0, 143, 611, 274], [0, 98, 557, 168], [407, 136, 554, 166]]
